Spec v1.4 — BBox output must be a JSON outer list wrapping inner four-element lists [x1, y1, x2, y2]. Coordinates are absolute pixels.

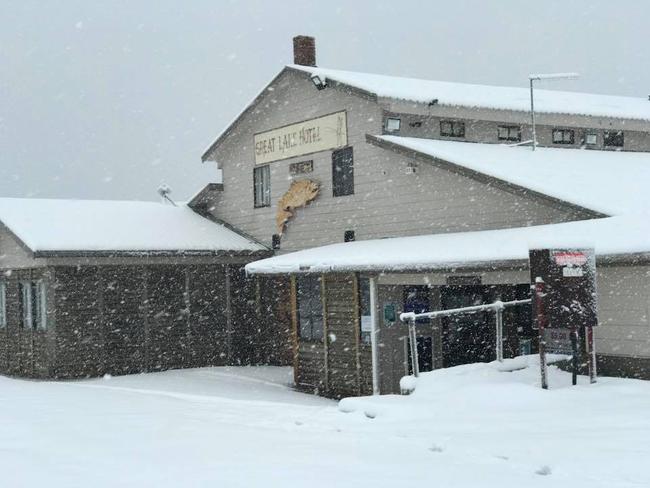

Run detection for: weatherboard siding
[[0, 261, 290, 379], [0, 224, 43, 269], [205, 69, 591, 253], [595, 265, 650, 364]]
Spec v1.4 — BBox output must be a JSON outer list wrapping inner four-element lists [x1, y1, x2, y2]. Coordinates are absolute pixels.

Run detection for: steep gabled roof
[[291, 65, 650, 121], [203, 63, 650, 161], [0, 198, 267, 256]]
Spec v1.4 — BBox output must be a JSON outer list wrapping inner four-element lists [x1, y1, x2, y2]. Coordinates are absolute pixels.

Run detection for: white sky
[[1, 0, 648, 202]]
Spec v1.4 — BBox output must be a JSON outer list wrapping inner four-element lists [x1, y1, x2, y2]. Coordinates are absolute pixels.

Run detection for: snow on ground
[[1, 363, 649, 487]]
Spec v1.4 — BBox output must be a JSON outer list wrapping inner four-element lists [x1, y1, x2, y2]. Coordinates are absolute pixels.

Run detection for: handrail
[[399, 298, 532, 322]]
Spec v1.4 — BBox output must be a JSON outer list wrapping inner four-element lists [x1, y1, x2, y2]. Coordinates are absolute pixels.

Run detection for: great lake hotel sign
[[254, 111, 348, 165]]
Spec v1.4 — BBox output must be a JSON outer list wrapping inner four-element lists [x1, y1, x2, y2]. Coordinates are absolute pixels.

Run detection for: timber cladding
[[292, 273, 373, 398], [0, 263, 292, 379], [0, 268, 53, 378]]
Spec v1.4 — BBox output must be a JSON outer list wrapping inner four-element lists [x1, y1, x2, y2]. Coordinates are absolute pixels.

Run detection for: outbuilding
[[0, 198, 289, 378]]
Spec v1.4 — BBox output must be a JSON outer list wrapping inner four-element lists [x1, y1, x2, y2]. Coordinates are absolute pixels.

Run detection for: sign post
[[529, 248, 598, 388], [586, 325, 597, 384], [533, 278, 549, 389]]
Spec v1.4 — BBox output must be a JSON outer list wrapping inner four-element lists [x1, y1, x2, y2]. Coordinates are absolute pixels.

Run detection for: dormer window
[[604, 130, 624, 148], [385, 117, 401, 133], [497, 125, 521, 142], [552, 129, 575, 145], [440, 120, 465, 138]]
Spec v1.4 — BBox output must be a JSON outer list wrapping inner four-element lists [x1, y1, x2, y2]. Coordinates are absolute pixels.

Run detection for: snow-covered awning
[[370, 136, 650, 216], [0, 198, 267, 255], [290, 65, 650, 121], [245, 215, 650, 275]]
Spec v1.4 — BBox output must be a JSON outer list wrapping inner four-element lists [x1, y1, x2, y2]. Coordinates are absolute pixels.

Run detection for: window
[[440, 120, 465, 138], [385, 117, 401, 132], [253, 165, 270, 208], [19, 281, 47, 330], [552, 129, 575, 144], [497, 125, 521, 142], [358, 277, 372, 344], [19, 282, 32, 329], [604, 130, 624, 148], [0, 282, 6, 328], [35, 281, 47, 330], [585, 132, 598, 146], [332, 146, 354, 197], [296, 275, 323, 341]]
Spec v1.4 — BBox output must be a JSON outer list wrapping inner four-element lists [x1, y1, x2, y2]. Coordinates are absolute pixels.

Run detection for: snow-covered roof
[[245, 215, 650, 274], [0, 198, 266, 254], [291, 65, 650, 121], [373, 136, 650, 216]]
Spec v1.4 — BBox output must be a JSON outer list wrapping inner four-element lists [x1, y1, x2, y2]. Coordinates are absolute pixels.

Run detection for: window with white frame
[[385, 117, 401, 133], [497, 125, 521, 142], [20, 281, 33, 329], [552, 128, 575, 144], [19, 280, 47, 330], [253, 165, 271, 208], [35, 281, 47, 330], [0, 282, 6, 328], [440, 120, 465, 138], [585, 132, 598, 146]]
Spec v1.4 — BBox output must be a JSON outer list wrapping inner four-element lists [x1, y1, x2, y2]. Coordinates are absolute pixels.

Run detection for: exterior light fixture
[[528, 72, 579, 151], [310, 73, 327, 90]]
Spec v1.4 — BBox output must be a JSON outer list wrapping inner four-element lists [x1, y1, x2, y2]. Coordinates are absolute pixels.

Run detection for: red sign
[[553, 251, 588, 266]]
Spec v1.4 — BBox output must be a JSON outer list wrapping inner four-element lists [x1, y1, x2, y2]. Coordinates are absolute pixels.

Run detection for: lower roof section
[[0, 198, 267, 255], [245, 215, 650, 275], [371, 136, 650, 217]]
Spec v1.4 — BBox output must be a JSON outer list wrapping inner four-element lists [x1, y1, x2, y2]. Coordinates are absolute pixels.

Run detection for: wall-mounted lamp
[[310, 73, 327, 90], [428, 99, 439, 107]]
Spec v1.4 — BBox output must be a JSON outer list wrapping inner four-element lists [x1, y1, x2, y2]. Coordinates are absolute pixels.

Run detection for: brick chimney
[[293, 35, 316, 66]]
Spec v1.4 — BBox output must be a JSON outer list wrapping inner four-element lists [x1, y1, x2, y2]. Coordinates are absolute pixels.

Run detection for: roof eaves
[[201, 68, 291, 162], [33, 249, 272, 259]]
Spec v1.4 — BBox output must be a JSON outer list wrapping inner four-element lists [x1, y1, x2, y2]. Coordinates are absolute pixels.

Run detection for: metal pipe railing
[[400, 298, 532, 376]]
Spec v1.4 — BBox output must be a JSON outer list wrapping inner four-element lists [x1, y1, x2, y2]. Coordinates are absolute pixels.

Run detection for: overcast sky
[[1, 0, 648, 202]]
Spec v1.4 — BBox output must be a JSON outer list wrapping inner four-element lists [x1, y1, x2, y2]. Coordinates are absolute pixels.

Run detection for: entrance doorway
[[441, 286, 493, 367], [441, 284, 532, 367], [403, 286, 434, 374]]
